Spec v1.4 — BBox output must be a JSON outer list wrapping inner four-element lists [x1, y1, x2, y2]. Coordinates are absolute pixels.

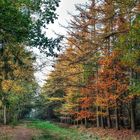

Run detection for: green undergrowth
[[28, 120, 99, 140]]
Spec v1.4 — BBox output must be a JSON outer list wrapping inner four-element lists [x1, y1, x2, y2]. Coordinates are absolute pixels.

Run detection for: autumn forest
[[0, 0, 140, 140]]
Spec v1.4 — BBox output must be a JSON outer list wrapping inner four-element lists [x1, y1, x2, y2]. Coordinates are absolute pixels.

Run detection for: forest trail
[[0, 121, 140, 140], [0, 120, 99, 140], [13, 125, 35, 140], [0, 123, 41, 140]]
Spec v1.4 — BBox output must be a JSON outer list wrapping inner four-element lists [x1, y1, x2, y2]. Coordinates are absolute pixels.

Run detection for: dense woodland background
[[0, 0, 140, 137]]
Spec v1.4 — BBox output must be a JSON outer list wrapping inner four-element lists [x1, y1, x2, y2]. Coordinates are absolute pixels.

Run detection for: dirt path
[[0, 124, 41, 140], [13, 126, 35, 140]]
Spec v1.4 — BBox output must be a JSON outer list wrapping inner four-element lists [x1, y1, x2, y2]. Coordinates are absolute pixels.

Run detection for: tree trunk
[[115, 104, 119, 130], [129, 68, 136, 132], [85, 117, 87, 127], [101, 108, 105, 128], [96, 106, 100, 127], [80, 119, 83, 125], [107, 107, 111, 128], [74, 120, 76, 125], [130, 97, 136, 132], [3, 105, 7, 125], [101, 115, 105, 128]]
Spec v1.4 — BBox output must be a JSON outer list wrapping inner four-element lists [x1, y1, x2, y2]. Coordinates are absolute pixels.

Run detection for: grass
[[28, 120, 99, 140]]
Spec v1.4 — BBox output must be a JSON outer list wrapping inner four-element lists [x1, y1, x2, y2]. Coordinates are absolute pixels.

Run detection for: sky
[[34, 0, 87, 86], [47, 0, 87, 37]]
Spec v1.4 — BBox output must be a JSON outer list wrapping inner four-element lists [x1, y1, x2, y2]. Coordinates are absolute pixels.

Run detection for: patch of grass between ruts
[[28, 120, 99, 140]]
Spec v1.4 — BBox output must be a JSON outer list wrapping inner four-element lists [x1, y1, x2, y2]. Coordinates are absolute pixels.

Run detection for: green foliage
[[0, 0, 62, 56], [83, 63, 94, 82], [0, 0, 31, 43], [118, 14, 140, 68], [33, 88, 65, 119], [117, 13, 140, 100], [129, 79, 140, 95]]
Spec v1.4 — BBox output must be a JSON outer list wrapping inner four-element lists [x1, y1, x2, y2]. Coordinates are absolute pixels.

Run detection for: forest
[[0, 0, 140, 140]]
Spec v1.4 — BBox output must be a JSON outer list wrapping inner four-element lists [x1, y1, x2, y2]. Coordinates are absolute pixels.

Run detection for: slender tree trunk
[[80, 119, 83, 125], [66, 115, 68, 124], [119, 103, 125, 128], [101, 108, 105, 128], [101, 115, 104, 128], [129, 68, 136, 132], [69, 115, 71, 124], [77, 120, 79, 125], [3, 105, 7, 125], [115, 102, 119, 130], [96, 106, 100, 127], [107, 107, 111, 128], [69, 119, 71, 124], [85, 117, 87, 127], [130, 97, 136, 132], [74, 120, 76, 125]]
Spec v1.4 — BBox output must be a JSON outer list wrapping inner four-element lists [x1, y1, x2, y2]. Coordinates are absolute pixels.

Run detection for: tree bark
[[115, 105, 120, 130], [101, 108, 105, 128], [130, 97, 136, 132], [107, 107, 111, 128], [96, 106, 100, 127], [3, 105, 7, 125], [129, 68, 136, 132], [85, 117, 87, 127]]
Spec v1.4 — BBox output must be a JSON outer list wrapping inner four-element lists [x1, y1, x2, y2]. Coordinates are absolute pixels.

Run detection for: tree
[[41, 0, 140, 132], [0, 0, 62, 56], [0, 44, 37, 124], [117, 12, 140, 132]]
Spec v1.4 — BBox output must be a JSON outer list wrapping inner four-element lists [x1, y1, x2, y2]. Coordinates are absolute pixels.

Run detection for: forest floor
[[0, 120, 140, 140]]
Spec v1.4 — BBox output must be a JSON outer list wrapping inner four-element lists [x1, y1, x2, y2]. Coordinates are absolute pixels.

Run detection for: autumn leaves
[[42, 0, 140, 131]]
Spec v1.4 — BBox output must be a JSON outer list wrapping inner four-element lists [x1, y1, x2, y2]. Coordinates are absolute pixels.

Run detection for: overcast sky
[[47, 0, 87, 37], [34, 0, 87, 86]]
